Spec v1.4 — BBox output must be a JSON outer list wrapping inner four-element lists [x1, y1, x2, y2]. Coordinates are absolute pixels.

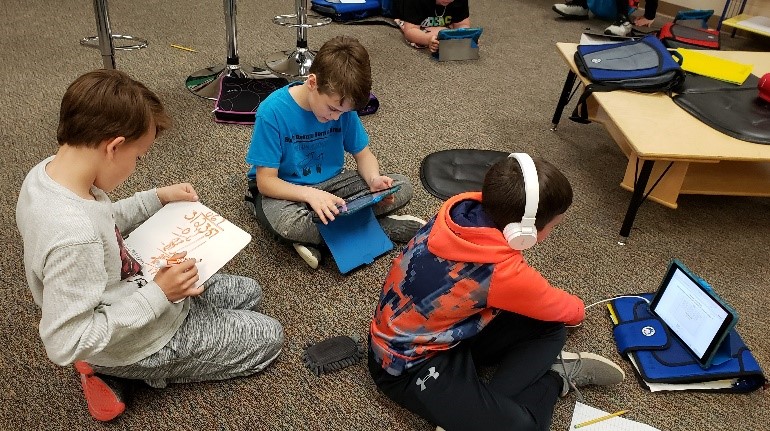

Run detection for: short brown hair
[[482, 156, 573, 231], [57, 69, 171, 147], [308, 35, 372, 110]]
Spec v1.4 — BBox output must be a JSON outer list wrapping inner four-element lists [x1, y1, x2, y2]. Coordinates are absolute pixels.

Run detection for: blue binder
[[609, 294, 766, 393], [316, 207, 393, 274]]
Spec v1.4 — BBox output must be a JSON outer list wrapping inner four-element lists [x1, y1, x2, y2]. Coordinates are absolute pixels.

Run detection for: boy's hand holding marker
[[154, 257, 201, 269], [153, 251, 203, 303]]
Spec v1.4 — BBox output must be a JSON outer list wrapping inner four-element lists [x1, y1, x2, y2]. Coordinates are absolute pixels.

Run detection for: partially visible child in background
[[16, 69, 283, 421], [552, 0, 659, 36], [392, 0, 471, 52]]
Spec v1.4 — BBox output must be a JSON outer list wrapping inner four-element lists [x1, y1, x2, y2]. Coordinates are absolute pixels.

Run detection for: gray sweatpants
[[252, 170, 414, 245], [93, 274, 283, 388]]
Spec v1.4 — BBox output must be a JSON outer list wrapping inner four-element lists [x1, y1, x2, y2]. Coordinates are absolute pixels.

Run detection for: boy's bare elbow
[[255, 169, 278, 195], [255, 181, 269, 195]]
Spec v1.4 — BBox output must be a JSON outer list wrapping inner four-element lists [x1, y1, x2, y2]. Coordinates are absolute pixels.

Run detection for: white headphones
[[503, 153, 539, 250]]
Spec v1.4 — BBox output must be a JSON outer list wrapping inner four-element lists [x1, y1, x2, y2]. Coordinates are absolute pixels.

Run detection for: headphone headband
[[509, 153, 538, 229]]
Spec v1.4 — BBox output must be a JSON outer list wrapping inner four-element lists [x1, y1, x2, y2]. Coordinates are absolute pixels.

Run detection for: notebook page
[[570, 402, 660, 431]]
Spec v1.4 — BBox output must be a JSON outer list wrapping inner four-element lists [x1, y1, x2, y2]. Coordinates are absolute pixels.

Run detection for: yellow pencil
[[170, 44, 197, 53], [574, 410, 629, 428], [606, 304, 619, 325]]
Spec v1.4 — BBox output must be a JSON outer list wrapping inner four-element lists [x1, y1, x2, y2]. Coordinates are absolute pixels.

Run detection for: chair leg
[[93, 0, 116, 69], [80, 0, 148, 69], [265, 48, 316, 79], [185, 0, 262, 100], [265, 0, 330, 78]]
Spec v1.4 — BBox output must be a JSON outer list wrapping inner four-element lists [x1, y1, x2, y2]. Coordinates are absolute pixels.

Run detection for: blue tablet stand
[[316, 208, 393, 274]]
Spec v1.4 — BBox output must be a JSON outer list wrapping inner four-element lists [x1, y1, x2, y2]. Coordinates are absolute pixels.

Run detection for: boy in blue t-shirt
[[245, 35, 424, 269]]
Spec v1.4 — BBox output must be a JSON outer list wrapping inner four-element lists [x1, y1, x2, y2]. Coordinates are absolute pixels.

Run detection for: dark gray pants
[[252, 170, 414, 245]]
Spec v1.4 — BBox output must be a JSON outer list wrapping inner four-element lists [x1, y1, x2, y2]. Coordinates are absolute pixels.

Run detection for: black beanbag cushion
[[673, 74, 770, 145], [419, 149, 509, 200]]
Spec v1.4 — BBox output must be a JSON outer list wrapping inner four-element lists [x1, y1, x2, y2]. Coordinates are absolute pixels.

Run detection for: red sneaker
[[74, 361, 126, 421]]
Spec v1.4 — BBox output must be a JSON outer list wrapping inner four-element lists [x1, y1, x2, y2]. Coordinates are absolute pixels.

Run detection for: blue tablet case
[[609, 294, 766, 392], [433, 27, 483, 61], [316, 208, 393, 274]]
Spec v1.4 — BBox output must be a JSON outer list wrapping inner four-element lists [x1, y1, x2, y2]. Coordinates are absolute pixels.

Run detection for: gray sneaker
[[379, 215, 426, 243], [552, 2, 589, 19], [551, 351, 625, 397]]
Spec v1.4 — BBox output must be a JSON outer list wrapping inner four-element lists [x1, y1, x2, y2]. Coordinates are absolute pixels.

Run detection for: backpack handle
[[669, 49, 684, 66]]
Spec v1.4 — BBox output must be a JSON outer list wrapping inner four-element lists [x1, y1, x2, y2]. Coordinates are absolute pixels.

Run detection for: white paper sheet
[[570, 402, 660, 431], [628, 356, 735, 392]]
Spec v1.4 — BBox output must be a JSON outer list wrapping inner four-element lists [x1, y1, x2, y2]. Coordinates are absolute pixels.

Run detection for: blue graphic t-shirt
[[245, 82, 369, 185]]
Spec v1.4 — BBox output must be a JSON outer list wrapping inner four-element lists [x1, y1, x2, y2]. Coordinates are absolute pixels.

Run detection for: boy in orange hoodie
[[368, 153, 624, 431]]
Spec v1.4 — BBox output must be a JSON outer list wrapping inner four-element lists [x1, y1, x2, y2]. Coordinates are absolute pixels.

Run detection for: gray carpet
[[2, 0, 769, 429]]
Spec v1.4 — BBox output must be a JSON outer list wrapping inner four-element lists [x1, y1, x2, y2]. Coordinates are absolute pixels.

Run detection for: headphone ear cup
[[503, 222, 538, 250]]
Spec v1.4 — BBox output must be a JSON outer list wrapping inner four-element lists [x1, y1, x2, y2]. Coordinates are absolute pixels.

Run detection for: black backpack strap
[[343, 17, 399, 28], [569, 83, 623, 123]]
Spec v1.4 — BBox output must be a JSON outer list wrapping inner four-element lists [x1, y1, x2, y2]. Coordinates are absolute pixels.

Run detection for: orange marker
[[154, 258, 199, 269]]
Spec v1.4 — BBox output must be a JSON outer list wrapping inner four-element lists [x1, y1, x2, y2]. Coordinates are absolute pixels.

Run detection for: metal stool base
[[265, 49, 315, 79], [80, 34, 148, 50], [185, 65, 267, 100]]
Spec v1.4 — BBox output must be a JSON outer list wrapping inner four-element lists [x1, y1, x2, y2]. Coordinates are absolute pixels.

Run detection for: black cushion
[[419, 149, 509, 200], [673, 74, 770, 145]]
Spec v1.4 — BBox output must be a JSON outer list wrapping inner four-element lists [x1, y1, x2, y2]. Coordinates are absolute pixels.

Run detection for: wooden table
[[551, 43, 770, 241]]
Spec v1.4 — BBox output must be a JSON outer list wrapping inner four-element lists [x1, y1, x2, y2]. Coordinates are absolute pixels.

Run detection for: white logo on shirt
[[416, 366, 440, 391]]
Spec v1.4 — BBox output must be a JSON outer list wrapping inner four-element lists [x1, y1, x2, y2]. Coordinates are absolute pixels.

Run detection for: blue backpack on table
[[571, 35, 685, 122]]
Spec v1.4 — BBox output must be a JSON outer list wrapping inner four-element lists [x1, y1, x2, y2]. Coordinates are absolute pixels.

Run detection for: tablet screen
[[310, 184, 401, 223], [341, 184, 401, 215], [650, 261, 737, 367]]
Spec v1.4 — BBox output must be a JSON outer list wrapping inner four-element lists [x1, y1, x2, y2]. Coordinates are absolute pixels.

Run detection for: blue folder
[[316, 207, 393, 274], [609, 294, 766, 392]]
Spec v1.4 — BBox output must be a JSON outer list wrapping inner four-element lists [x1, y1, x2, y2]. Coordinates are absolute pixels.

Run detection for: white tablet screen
[[652, 267, 729, 359]]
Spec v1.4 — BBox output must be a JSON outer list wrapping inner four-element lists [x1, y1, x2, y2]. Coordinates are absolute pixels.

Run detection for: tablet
[[435, 27, 483, 61], [340, 184, 401, 215], [649, 260, 738, 369], [311, 184, 401, 223]]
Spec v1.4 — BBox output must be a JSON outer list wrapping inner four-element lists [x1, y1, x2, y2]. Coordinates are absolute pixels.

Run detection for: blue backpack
[[571, 35, 685, 122]]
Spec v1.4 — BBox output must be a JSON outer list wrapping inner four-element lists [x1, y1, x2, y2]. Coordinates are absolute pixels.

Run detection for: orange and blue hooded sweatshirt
[[370, 192, 585, 376]]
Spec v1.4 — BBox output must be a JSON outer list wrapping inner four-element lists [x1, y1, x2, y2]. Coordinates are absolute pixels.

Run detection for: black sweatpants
[[368, 312, 566, 431]]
